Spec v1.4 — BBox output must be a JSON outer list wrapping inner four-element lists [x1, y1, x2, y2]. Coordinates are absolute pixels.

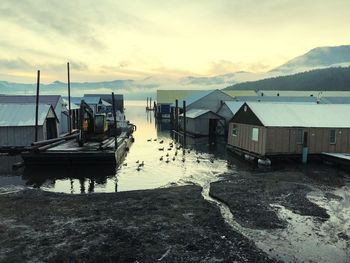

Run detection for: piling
[[35, 70, 40, 142], [175, 99, 179, 141], [183, 100, 186, 147], [302, 131, 308, 164], [112, 92, 118, 150], [67, 62, 72, 132], [150, 97, 152, 110], [146, 97, 149, 109]]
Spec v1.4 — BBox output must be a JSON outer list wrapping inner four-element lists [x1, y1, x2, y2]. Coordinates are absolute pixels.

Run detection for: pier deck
[[22, 135, 133, 166]]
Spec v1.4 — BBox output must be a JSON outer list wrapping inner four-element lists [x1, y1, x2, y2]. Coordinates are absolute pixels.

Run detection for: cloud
[[208, 60, 270, 75]]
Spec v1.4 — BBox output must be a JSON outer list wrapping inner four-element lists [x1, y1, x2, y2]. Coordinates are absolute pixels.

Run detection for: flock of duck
[[122, 138, 215, 171]]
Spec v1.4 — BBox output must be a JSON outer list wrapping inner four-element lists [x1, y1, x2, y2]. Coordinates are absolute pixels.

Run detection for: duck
[[147, 139, 152, 142], [160, 156, 163, 161], [165, 158, 170, 163], [137, 166, 141, 171], [167, 148, 172, 151], [175, 151, 178, 156], [154, 139, 157, 141], [210, 158, 214, 163], [166, 153, 169, 157], [159, 140, 164, 144], [123, 163, 127, 166], [196, 158, 200, 163], [172, 156, 176, 161], [136, 160, 139, 164], [182, 158, 185, 162], [158, 147, 164, 151], [140, 161, 144, 167]]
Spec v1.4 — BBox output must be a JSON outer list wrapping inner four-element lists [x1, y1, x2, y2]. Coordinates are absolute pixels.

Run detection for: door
[[46, 118, 58, 139], [209, 119, 218, 142]]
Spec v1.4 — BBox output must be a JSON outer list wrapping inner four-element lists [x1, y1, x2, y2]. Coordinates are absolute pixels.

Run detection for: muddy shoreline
[[0, 185, 276, 263]]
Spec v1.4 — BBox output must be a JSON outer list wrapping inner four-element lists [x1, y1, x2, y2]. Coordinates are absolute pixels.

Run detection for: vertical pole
[[112, 92, 118, 151], [35, 70, 40, 142], [146, 97, 149, 110], [150, 97, 152, 110], [183, 100, 186, 147], [175, 99, 178, 142], [67, 62, 72, 132], [302, 131, 308, 164]]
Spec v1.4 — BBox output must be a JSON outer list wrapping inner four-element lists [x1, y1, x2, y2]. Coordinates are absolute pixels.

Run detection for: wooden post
[[146, 97, 149, 109], [183, 100, 186, 147], [67, 62, 72, 132], [112, 92, 118, 150], [35, 70, 40, 142], [302, 131, 308, 164], [150, 97, 152, 110]]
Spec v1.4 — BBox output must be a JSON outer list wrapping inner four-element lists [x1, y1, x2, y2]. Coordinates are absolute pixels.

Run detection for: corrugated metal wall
[[0, 126, 44, 147]]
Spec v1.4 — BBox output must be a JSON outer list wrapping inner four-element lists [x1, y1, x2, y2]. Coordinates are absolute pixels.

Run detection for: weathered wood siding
[[228, 123, 350, 156], [227, 123, 266, 155], [265, 127, 350, 155]]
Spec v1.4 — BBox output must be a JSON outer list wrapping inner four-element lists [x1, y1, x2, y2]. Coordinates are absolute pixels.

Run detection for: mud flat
[[0, 185, 276, 262], [210, 177, 329, 229]]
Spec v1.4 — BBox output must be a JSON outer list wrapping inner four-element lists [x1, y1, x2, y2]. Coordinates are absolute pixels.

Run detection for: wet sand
[[0, 185, 276, 263]]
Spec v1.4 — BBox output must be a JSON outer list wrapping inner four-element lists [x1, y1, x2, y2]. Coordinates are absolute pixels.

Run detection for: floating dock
[[322, 152, 350, 167], [22, 134, 133, 166]]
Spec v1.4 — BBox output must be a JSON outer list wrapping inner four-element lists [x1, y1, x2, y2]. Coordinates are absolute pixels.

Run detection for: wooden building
[[228, 102, 350, 158], [179, 109, 225, 137], [0, 104, 59, 147]]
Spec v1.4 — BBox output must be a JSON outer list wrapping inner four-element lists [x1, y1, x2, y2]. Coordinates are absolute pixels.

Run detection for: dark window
[[296, 129, 303, 144], [330, 129, 336, 144]]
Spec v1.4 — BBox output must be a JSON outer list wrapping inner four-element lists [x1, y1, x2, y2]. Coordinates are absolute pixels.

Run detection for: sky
[[1, 0, 350, 83]]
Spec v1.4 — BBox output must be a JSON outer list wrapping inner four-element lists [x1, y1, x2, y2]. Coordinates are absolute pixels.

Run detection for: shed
[[176, 89, 234, 112], [0, 95, 68, 135], [82, 96, 111, 114], [179, 109, 225, 137], [228, 102, 350, 158], [0, 104, 59, 147]]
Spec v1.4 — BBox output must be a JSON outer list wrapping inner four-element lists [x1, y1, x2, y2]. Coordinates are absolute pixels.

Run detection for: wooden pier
[[22, 133, 133, 166]]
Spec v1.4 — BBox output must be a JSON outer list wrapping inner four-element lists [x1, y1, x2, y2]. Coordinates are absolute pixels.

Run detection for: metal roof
[[83, 96, 101, 104], [256, 90, 350, 97], [235, 96, 318, 103], [0, 95, 61, 108], [223, 90, 257, 97], [244, 102, 350, 128], [101, 100, 112, 106], [0, 104, 55, 127], [179, 109, 222, 119], [319, 97, 350, 104], [156, 90, 201, 104], [177, 90, 214, 107], [62, 98, 80, 110], [222, 101, 245, 115]]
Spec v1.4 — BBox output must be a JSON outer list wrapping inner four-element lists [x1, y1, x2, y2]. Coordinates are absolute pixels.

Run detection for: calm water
[[0, 100, 349, 262]]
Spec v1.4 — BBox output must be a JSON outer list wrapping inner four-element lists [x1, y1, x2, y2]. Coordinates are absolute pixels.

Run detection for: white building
[[0, 104, 58, 147]]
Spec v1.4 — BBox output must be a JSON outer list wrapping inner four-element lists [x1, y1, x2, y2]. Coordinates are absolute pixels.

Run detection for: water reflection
[[23, 165, 117, 194]]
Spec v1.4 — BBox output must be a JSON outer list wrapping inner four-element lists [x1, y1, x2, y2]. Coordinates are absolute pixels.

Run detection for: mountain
[[271, 45, 350, 74], [225, 67, 350, 91]]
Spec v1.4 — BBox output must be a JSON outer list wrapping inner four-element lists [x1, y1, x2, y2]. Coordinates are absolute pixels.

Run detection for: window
[[252, 128, 259, 142], [296, 129, 303, 144], [232, 124, 238, 137], [330, 129, 336, 144]]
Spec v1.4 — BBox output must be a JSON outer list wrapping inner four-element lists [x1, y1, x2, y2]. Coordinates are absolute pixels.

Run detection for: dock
[[22, 133, 133, 166]]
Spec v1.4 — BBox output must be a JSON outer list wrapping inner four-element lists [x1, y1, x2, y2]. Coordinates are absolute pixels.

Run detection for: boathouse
[[228, 102, 350, 158], [0, 95, 68, 135], [0, 104, 59, 147], [156, 90, 199, 119], [82, 96, 111, 114], [179, 109, 225, 137], [177, 89, 234, 112], [84, 94, 124, 112]]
